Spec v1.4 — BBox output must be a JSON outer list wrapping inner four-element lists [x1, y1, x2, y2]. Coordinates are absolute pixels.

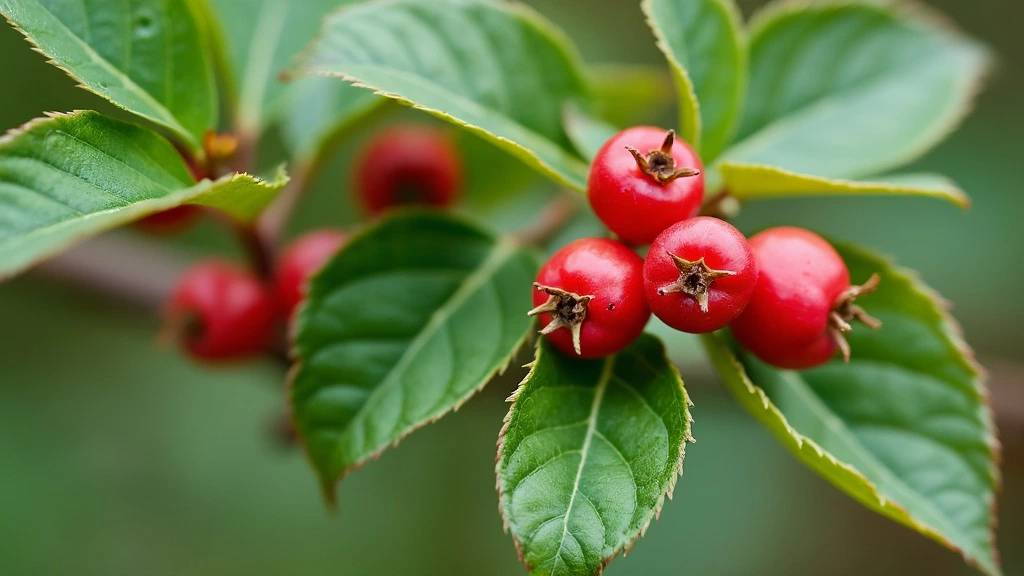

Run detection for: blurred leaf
[[498, 335, 692, 576], [641, 0, 700, 147], [643, 0, 746, 161], [0, 111, 286, 280], [720, 2, 990, 180], [588, 64, 675, 129], [720, 163, 970, 207], [207, 0, 381, 158], [289, 0, 592, 191], [563, 104, 617, 162], [702, 242, 1000, 576], [0, 0, 218, 150], [291, 211, 538, 500]]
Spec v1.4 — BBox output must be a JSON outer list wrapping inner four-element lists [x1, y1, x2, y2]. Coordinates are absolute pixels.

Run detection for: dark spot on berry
[[607, 303, 615, 311]]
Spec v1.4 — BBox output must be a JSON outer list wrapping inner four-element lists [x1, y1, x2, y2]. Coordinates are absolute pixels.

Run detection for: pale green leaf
[[0, 0, 218, 150], [703, 242, 1000, 576], [563, 104, 617, 162], [289, 0, 592, 191], [0, 111, 286, 280], [721, 1, 991, 180], [719, 162, 970, 207], [643, 0, 746, 160], [208, 0, 381, 159], [588, 64, 675, 130], [291, 211, 538, 500], [498, 335, 693, 576]]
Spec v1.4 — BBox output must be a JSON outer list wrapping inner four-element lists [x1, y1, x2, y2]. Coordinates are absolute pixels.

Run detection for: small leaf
[[643, 0, 746, 161], [563, 105, 617, 162], [702, 242, 1000, 576], [720, 1, 991, 181], [207, 0, 382, 159], [719, 163, 970, 208], [289, 0, 592, 191], [291, 211, 538, 500], [498, 335, 692, 576], [0, 0, 219, 150], [0, 111, 286, 280]]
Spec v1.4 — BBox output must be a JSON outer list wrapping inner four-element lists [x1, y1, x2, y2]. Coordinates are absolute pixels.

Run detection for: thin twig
[[512, 193, 581, 247], [258, 160, 314, 242]]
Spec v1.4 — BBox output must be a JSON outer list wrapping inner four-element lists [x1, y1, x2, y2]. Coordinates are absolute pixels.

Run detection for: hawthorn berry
[[644, 217, 757, 334], [729, 227, 881, 370], [135, 205, 203, 234], [528, 238, 649, 359], [587, 127, 704, 245], [354, 125, 462, 216], [163, 261, 276, 362], [275, 229, 347, 319]]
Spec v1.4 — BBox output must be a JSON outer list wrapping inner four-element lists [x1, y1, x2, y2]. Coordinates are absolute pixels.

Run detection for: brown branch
[[512, 193, 581, 247]]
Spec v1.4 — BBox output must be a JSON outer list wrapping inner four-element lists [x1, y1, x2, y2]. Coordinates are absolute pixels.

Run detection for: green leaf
[[588, 64, 675, 130], [702, 242, 1000, 576], [498, 335, 693, 576], [291, 211, 538, 500], [720, 1, 990, 181], [0, 0, 218, 150], [643, 0, 746, 161], [0, 111, 286, 280], [719, 163, 970, 208], [207, 0, 381, 158], [563, 105, 617, 162], [289, 0, 592, 191]]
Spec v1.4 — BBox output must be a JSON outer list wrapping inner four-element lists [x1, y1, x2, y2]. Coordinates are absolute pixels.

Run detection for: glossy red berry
[[275, 229, 347, 319], [354, 125, 462, 216], [135, 205, 202, 234], [729, 227, 881, 370], [644, 217, 757, 334], [163, 261, 276, 362], [528, 238, 650, 359], [587, 127, 704, 245]]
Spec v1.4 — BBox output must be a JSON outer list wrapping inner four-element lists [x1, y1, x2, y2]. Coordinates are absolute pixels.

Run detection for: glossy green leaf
[[719, 163, 970, 208], [563, 105, 617, 162], [289, 0, 592, 191], [498, 335, 693, 576], [0, 111, 286, 280], [643, 0, 746, 160], [0, 0, 218, 150], [208, 0, 381, 159], [291, 212, 538, 500], [702, 242, 1000, 576], [721, 2, 990, 180], [588, 65, 674, 131]]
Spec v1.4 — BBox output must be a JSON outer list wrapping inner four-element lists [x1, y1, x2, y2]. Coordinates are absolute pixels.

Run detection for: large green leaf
[[720, 2, 990, 181], [498, 335, 692, 576], [208, 0, 381, 160], [0, 0, 218, 150], [289, 0, 592, 191], [719, 163, 970, 208], [702, 242, 1000, 575], [0, 111, 286, 280], [291, 211, 538, 500], [643, 0, 746, 161]]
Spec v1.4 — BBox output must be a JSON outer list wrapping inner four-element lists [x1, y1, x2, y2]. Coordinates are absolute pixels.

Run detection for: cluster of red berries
[[161, 126, 462, 362], [531, 127, 881, 370]]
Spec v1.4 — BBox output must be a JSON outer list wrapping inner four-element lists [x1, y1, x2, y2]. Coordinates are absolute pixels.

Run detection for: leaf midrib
[[550, 354, 614, 575], [331, 239, 519, 471]]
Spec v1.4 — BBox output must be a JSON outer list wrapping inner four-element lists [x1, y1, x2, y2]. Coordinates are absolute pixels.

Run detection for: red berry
[[528, 238, 650, 359], [729, 227, 881, 370], [135, 205, 202, 234], [163, 261, 275, 361], [587, 127, 704, 245], [275, 229, 347, 319], [644, 217, 757, 334], [354, 125, 462, 216]]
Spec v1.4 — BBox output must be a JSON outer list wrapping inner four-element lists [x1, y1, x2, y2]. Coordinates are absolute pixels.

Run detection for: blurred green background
[[0, 0, 1020, 574]]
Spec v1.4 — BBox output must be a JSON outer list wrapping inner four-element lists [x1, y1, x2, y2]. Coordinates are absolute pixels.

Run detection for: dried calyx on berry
[[528, 283, 594, 356], [657, 254, 736, 313], [626, 130, 701, 185], [827, 273, 883, 362]]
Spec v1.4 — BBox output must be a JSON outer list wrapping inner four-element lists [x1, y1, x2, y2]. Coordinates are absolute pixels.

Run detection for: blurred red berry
[[275, 229, 347, 319]]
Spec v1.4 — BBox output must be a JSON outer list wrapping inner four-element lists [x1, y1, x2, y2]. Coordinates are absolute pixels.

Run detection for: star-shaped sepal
[[625, 130, 701, 185], [527, 283, 595, 356], [657, 253, 736, 313], [827, 274, 883, 362]]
